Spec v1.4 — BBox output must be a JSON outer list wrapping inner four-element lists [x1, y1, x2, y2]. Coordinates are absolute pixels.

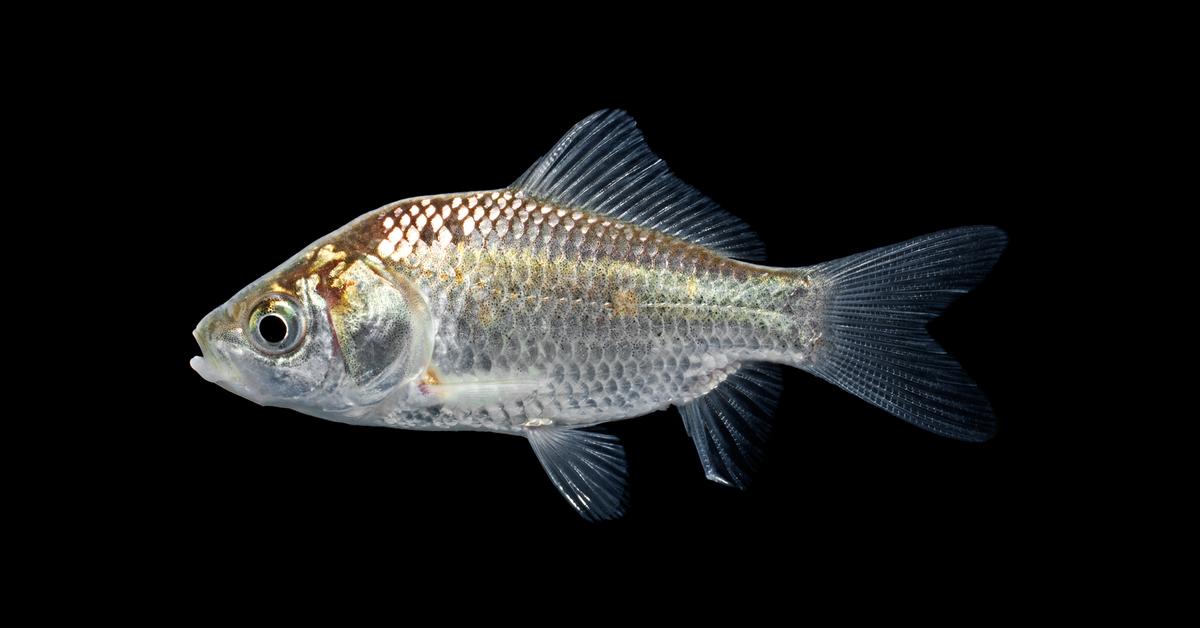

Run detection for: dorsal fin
[[511, 109, 766, 262]]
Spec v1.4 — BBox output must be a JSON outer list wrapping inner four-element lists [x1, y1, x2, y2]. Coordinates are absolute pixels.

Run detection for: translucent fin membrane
[[806, 226, 1007, 442], [526, 427, 629, 521], [511, 109, 766, 261], [680, 363, 783, 489]]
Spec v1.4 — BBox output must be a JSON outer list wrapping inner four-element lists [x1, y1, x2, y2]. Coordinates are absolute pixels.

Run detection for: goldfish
[[191, 110, 1006, 520]]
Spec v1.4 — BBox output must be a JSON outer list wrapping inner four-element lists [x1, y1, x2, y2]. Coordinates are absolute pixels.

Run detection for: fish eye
[[258, 314, 288, 343], [247, 294, 305, 355]]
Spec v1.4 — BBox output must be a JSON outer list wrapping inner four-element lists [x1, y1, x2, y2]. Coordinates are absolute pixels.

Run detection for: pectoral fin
[[526, 427, 629, 522], [417, 373, 543, 409]]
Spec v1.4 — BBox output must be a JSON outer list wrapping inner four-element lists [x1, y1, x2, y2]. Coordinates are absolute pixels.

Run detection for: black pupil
[[258, 314, 288, 344]]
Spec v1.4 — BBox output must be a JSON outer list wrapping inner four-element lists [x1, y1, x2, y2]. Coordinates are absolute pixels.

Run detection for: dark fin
[[526, 426, 629, 521], [679, 363, 784, 489], [805, 226, 1007, 442], [510, 109, 765, 262]]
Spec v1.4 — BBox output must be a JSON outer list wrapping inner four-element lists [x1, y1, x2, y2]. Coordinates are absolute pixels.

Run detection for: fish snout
[[191, 314, 237, 385]]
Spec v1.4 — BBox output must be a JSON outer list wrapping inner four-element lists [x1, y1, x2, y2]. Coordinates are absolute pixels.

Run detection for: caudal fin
[[804, 226, 1007, 442]]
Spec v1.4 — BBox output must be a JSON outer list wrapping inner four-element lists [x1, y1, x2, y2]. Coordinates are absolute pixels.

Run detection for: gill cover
[[327, 257, 433, 405]]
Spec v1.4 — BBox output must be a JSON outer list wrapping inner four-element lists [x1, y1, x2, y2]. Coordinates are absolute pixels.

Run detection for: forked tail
[[804, 226, 1007, 441]]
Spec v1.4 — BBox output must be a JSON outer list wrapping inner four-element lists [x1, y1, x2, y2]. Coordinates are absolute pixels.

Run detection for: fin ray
[[422, 376, 542, 409], [511, 109, 766, 261], [804, 226, 1006, 441], [526, 427, 629, 521], [679, 362, 783, 488]]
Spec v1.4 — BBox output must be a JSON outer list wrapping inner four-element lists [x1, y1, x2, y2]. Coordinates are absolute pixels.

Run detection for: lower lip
[[190, 355, 223, 384]]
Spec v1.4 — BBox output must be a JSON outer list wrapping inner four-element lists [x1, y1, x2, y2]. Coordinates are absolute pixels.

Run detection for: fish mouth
[[190, 354, 221, 384], [191, 327, 232, 385], [191, 325, 270, 407]]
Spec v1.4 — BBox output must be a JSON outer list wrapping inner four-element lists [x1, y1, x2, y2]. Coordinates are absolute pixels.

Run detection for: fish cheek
[[324, 257, 433, 404]]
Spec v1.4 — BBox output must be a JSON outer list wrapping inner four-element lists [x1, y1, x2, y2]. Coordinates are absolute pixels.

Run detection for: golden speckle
[[309, 244, 346, 272], [612, 289, 639, 317], [454, 268, 464, 284], [477, 300, 495, 327]]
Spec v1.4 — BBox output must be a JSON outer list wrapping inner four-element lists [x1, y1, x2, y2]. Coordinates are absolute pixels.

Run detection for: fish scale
[[367, 191, 814, 432], [192, 110, 1005, 520]]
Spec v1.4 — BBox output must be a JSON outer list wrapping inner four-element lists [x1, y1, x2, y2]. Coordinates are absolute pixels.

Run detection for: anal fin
[[679, 362, 784, 489], [526, 427, 629, 521]]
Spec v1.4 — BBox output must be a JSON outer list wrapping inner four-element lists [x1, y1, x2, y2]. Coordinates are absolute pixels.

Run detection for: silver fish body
[[366, 190, 814, 433], [192, 110, 1006, 520]]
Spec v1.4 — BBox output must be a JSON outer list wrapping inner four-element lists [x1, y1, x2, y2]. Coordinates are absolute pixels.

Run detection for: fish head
[[191, 240, 434, 416]]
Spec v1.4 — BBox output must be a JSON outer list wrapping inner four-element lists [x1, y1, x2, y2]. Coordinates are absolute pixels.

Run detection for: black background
[[107, 26, 1094, 588]]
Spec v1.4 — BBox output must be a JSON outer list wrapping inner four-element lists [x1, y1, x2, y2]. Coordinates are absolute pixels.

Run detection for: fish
[[191, 110, 1006, 520]]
